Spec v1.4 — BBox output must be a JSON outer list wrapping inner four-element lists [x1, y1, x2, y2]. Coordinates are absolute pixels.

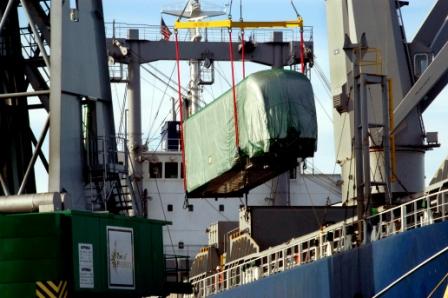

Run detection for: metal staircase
[[84, 136, 137, 214]]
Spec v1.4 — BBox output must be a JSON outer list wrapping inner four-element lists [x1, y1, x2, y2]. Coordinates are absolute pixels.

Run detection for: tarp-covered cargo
[[184, 69, 317, 198]]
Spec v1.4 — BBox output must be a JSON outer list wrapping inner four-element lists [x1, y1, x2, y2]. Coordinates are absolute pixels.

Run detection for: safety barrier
[[105, 22, 312, 44], [187, 186, 448, 297]]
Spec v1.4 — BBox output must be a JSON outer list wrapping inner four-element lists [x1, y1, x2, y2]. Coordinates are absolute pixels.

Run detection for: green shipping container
[[0, 211, 168, 298], [184, 69, 317, 198]]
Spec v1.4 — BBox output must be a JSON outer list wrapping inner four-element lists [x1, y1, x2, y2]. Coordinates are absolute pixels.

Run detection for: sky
[[31, 0, 446, 191]]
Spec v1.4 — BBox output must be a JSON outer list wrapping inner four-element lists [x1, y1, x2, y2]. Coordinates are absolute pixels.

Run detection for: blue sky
[[31, 0, 446, 191]]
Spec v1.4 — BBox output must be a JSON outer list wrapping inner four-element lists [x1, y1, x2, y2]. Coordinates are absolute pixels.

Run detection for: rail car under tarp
[[184, 69, 317, 198]]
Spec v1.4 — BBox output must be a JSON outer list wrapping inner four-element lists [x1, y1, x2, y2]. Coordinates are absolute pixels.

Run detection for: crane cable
[[291, 0, 305, 73], [299, 27, 305, 73]]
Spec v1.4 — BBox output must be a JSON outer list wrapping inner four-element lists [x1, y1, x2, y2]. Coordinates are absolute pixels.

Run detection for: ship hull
[[213, 221, 448, 297]]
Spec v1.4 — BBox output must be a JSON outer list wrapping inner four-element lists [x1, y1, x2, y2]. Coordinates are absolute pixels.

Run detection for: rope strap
[[228, 29, 240, 148], [241, 30, 246, 79], [300, 28, 305, 73]]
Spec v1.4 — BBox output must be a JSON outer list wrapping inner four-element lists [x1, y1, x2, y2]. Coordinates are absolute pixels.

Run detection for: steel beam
[[108, 39, 312, 67], [381, 77, 392, 205], [394, 40, 448, 128], [0, 173, 9, 196], [411, 0, 448, 54], [174, 19, 304, 30], [360, 74, 370, 215], [25, 0, 51, 44], [20, 0, 50, 69], [28, 127, 49, 172], [17, 115, 49, 195], [126, 29, 143, 216], [0, 0, 16, 33], [0, 90, 49, 99]]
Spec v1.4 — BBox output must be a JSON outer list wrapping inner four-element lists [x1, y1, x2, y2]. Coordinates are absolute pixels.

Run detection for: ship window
[[178, 241, 184, 249], [165, 162, 178, 178], [167, 204, 173, 212], [69, 0, 79, 22], [219, 204, 224, 212], [188, 204, 194, 212], [149, 162, 162, 178], [414, 53, 429, 77], [289, 167, 297, 179]]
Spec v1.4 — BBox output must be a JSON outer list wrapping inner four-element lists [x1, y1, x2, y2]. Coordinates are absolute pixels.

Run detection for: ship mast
[[163, 0, 226, 117], [187, 1, 202, 116]]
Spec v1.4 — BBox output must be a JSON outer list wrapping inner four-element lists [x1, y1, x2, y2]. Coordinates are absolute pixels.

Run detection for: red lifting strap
[[174, 31, 187, 192], [228, 30, 240, 148], [300, 28, 305, 73], [241, 30, 246, 79]]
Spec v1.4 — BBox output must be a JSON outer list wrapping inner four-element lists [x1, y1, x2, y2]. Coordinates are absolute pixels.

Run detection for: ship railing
[[368, 187, 448, 241], [109, 63, 128, 82], [188, 219, 359, 297], [146, 138, 182, 152], [105, 22, 312, 44], [83, 135, 128, 173], [189, 189, 448, 296]]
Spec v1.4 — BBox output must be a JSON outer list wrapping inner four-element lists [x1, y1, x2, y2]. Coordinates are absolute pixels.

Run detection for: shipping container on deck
[[184, 69, 317, 198], [0, 211, 172, 297]]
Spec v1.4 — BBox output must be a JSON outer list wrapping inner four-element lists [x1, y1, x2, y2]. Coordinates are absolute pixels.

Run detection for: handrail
[[427, 272, 448, 298], [105, 22, 312, 44], [372, 246, 448, 298], [188, 187, 448, 296]]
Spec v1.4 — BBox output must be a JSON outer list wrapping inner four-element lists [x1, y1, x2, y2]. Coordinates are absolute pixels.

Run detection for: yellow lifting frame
[[174, 18, 304, 30]]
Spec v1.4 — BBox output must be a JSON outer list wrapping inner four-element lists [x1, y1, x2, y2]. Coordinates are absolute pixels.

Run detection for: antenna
[[162, 0, 226, 20], [161, 0, 226, 116], [290, 0, 301, 18]]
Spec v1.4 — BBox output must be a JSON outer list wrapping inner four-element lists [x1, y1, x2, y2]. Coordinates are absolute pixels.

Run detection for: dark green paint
[[0, 211, 168, 297]]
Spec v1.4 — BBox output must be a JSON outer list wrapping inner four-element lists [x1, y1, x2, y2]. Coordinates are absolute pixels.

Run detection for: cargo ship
[[173, 0, 448, 297]]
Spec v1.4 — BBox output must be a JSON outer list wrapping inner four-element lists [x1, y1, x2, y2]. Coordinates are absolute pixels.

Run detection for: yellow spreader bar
[[174, 19, 304, 30]]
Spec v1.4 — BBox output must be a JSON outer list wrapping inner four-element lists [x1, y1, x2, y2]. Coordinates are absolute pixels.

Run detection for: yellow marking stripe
[[36, 290, 46, 298], [36, 281, 68, 298], [174, 19, 304, 30], [59, 281, 68, 298], [36, 281, 57, 298], [47, 281, 60, 292]]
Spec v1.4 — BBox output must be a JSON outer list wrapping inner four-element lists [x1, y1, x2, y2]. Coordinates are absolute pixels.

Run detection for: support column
[[360, 74, 371, 217], [189, 28, 201, 116], [127, 29, 143, 215], [354, 72, 364, 243], [189, 60, 200, 115], [382, 77, 392, 205]]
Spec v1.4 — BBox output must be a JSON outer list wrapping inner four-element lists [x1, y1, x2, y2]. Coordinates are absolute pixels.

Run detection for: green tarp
[[184, 69, 317, 196]]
